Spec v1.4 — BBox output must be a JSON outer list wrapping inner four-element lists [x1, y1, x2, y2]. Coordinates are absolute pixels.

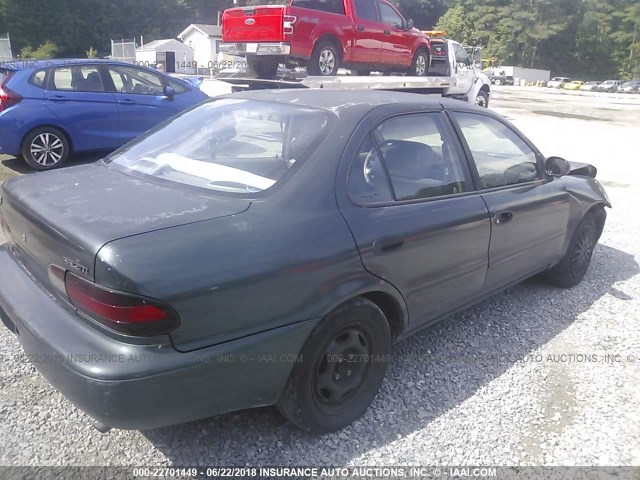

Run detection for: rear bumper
[[0, 246, 316, 430], [220, 42, 291, 56]]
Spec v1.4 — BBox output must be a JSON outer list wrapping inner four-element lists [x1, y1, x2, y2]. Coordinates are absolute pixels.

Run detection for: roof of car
[[225, 89, 477, 116], [0, 58, 137, 70]]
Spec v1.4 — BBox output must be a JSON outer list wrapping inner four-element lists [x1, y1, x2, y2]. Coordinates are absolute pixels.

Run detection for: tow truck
[[197, 31, 491, 107]]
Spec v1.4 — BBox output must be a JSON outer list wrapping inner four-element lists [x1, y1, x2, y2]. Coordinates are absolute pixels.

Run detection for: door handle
[[495, 211, 514, 224], [384, 29, 391, 36], [47, 95, 67, 102], [356, 25, 365, 32], [117, 98, 136, 105], [373, 236, 405, 254]]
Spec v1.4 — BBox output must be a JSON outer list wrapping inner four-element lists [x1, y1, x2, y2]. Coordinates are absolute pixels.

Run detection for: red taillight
[[65, 273, 179, 337], [0, 83, 22, 112], [283, 15, 297, 35]]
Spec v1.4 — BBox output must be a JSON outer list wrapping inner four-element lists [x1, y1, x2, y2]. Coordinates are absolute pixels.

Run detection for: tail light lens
[[283, 15, 297, 35], [0, 76, 21, 112], [65, 273, 179, 337]]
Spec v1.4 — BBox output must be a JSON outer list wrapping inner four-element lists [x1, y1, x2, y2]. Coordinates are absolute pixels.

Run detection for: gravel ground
[[0, 87, 639, 467]]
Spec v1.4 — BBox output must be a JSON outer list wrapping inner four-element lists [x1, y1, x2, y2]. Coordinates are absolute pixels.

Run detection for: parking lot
[[0, 86, 639, 466]]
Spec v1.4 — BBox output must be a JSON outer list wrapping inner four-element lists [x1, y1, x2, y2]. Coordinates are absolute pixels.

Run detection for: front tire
[[308, 40, 340, 76], [21, 127, 70, 171], [545, 214, 598, 288], [475, 89, 490, 108], [409, 49, 430, 76], [277, 298, 391, 432]]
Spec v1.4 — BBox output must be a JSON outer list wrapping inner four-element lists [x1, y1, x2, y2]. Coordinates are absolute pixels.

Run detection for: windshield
[[107, 99, 333, 195]]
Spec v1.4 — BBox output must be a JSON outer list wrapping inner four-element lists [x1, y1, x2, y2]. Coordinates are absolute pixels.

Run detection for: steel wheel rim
[[313, 327, 371, 413], [30, 133, 64, 166], [415, 55, 427, 75], [476, 95, 487, 107], [571, 224, 595, 277], [319, 49, 336, 75]]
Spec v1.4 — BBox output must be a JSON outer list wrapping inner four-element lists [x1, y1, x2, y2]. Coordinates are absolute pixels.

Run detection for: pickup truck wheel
[[21, 127, 70, 171], [308, 41, 340, 76], [247, 58, 279, 79], [409, 49, 429, 76], [276, 297, 391, 432], [544, 214, 598, 288], [494, 78, 502, 86]]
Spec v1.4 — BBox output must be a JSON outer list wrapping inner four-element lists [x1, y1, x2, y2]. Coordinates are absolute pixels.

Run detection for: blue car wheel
[[21, 127, 70, 171]]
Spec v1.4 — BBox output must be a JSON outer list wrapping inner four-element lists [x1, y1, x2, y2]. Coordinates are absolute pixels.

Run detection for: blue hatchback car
[[0, 59, 208, 170]]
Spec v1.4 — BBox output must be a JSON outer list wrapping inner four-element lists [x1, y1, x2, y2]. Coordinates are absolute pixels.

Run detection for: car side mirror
[[545, 156, 571, 177], [474, 60, 483, 69], [406, 19, 414, 30], [164, 85, 176, 98]]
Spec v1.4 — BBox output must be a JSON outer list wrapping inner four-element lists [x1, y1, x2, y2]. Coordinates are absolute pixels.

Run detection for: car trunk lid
[[0, 162, 250, 297], [222, 5, 286, 43]]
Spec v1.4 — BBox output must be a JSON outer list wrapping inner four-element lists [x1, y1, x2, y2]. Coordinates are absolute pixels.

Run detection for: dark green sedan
[[0, 90, 609, 432]]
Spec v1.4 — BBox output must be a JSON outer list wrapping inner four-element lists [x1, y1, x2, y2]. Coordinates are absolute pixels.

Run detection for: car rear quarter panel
[[0, 71, 50, 155], [94, 201, 405, 352]]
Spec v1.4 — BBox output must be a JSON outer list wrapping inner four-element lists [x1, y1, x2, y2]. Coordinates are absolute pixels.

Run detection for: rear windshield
[[107, 99, 333, 195]]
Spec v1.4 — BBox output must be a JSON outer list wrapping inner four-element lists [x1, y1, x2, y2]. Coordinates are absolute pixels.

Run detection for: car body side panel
[[340, 197, 491, 326], [479, 180, 572, 290], [94, 203, 396, 352], [44, 91, 121, 151]]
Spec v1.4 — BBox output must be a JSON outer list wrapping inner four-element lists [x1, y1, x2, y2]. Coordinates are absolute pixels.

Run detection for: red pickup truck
[[220, 0, 431, 79]]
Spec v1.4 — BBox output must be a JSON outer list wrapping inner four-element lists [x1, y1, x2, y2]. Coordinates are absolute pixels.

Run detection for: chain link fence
[[0, 34, 13, 62], [111, 39, 137, 64]]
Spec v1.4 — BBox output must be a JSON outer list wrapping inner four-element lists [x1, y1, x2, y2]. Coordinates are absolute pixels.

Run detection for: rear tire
[[277, 298, 391, 432], [21, 127, 70, 171], [247, 58, 279, 79], [544, 214, 598, 288], [308, 40, 340, 76], [409, 49, 430, 76]]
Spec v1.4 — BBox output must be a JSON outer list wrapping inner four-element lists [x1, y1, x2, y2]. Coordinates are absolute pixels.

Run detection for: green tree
[[20, 41, 58, 59]]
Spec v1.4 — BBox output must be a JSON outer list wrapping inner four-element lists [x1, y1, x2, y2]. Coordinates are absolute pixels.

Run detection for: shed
[[136, 39, 195, 74], [178, 24, 224, 73]]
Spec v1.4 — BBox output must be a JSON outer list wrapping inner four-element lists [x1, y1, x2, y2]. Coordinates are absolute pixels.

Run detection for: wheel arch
[[313, 32, 344, 61], [585, 202, 607, 241]]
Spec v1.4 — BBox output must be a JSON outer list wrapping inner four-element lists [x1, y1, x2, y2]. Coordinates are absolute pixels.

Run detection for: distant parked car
[[547, 77, 571, 88], [0, 59, 208, 170], [595, 80, 622, 93], [580, 81, 601, 91], [619, 80, 640, 94], [563, 81, 584, 90]]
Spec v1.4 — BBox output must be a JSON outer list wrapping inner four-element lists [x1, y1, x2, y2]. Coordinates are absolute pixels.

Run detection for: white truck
[[198, 35, 492, 107]]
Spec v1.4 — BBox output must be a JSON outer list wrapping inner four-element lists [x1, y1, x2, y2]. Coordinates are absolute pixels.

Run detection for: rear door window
[[354, 0, 379, 21], [375, 113, 470, 201], [51, 66, 106, 92], [291, 0, 345, 15]]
